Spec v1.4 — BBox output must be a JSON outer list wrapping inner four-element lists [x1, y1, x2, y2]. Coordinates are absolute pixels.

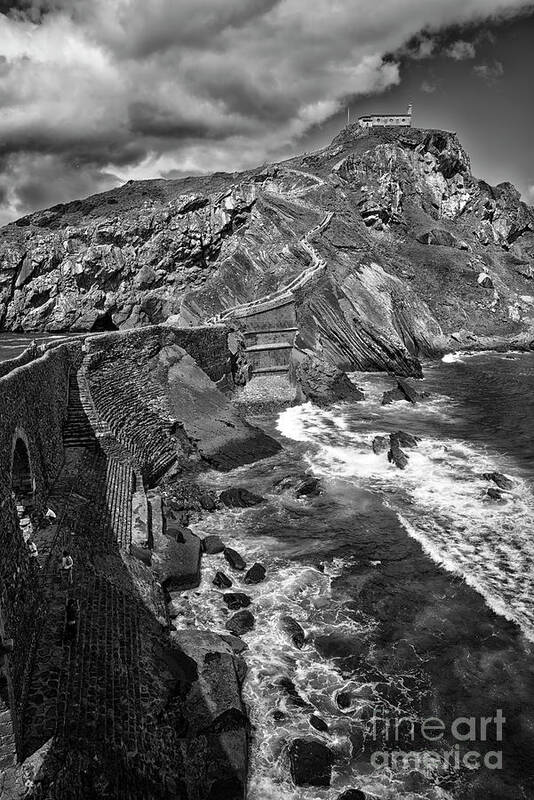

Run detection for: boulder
[[224, 547, 247, 571], [288, 738, 333, 787], [219, 487, 264, 508], [199, 492, 217, 511], [225, 609, 255, 635], [294, 477, 321, 497], [296, 354, 364, 407], [337, 791, 366, 800], [202, 535, 225, 555], [336, 692, 352, 710], [388, 438, 409, 470], [213, 571, 232, 589], [279, 615, 306, 649], [382, 387, 405, 405], [477, 272, 494, 289], [487, 487, 504, 501], [219, 634, 248, 654], [244, 563, 266, 584], [276, 677, 310, 708], [310, 715, 329, 733], [222, 592, 252, 610], [391, 430, 420, 448], [153, 529, 202, 592], [482, 471, 514, 490], [372, 436, 389, 454], [382, 378, 422, 405]]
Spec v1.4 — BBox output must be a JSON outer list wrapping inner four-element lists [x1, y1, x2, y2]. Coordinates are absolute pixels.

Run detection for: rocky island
[[1, 123, 534, 800]]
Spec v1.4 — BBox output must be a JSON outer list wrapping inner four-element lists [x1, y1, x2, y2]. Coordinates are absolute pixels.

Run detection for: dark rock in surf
[[222, 592, 252, 610], [273, 709, 286, 721], [294, 477, 321, 497], [244, 563, 266, 584], [382, 387, 405, 405], [202, 535, 225, 554], [219, 634, 248, 654], [337, 790, 366, 800], [382, 378, 423, 406], [310, 715, 329, 733], [372, 435, 389, 454], [336, 691, 352, 710], [224, 547, 246, 571], [295, 353, 364, 407], [199, 492, 217, 511], [482, 471, 514, 490], [280, 615, 306, 648], [213, 571, 232, 589], [219, 487, 264, 508], [276, 677, 310, 708], [288, 738, 333, 787], [388, 437, 409, 470], [225, 609, 255, 636], [487, 487, 504, 501], [391, 430, 420, 448]]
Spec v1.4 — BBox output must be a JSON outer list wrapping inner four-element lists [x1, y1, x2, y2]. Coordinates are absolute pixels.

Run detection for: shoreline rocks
[[225, 609, 255, 635], [279, 615, 306, 649], [224, 547, 247, 571], [288, 738, 333, 787]]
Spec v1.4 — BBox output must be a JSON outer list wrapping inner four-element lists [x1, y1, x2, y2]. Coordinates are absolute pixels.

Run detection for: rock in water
[[202, 535, 225, 554], [219, 487, 264, 508], [225, 610, 255, 635], [382, 378, 422, 405], [295, 354, 364, 407], [199, 492, 217, 511], [276, 676, 310, 708], [222, 592, 252, 610], [213, 571, 232, 589], [294, 477, 321, 496], [288, 738, 333, 787], [372, 435, 389, 454], [487, 488, 504, 501], [279, 615, 306, 648], [336, 691, 352, 710], [482, 471, 514, 490], [224, 547, 246, 571], [391, 430, 420, 448], [388, 437, 409, 470], [337, 791, 366, 800], [310, 715, 329, 733], [382, 387, 406, 405], [244, 563, 266, 584]]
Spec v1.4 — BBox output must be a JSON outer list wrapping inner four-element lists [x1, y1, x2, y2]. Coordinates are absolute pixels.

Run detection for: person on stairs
[[59, 550, 74, 585]]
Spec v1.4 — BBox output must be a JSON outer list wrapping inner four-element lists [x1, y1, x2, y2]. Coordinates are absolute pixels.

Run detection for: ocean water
[[0, 332, 68, 362], [180, 352, 534, 800]]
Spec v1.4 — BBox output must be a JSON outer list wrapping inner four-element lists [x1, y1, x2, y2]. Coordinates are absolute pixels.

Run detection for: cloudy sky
[[0, 0, 533, 225]]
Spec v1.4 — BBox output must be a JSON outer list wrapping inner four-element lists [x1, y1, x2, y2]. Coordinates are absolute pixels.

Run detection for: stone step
[[245, 342, 294, 352], [251, 365, 290, 374], [244, 326, 298, 336]]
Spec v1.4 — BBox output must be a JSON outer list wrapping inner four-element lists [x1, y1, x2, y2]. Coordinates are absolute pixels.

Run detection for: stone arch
[[10, 429, 34, 505]]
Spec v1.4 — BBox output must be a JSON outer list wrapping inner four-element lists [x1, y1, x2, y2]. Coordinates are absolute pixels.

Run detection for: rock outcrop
[[2, 125, 534, 376], [295, 353, 364, 406]]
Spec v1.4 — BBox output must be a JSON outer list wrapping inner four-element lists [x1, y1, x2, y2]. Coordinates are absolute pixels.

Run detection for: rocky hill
[[1, 124, 534, 376]]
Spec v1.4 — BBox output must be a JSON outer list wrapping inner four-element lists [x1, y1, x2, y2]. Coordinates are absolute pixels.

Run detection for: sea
[[0, 332, 69, 362], [3, 336, 533, 799]]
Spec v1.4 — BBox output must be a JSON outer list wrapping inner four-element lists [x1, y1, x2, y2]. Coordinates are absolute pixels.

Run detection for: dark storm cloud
[[0, 0, 533, 223]]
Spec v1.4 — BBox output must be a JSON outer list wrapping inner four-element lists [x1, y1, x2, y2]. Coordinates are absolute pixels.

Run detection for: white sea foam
[[277, 401, 534, 643]]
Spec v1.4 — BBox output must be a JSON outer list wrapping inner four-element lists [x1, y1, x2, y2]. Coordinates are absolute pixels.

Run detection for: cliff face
[[1, 125, 534, 373]]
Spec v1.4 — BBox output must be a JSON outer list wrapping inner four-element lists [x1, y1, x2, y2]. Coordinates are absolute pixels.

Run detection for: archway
[[10, 434, 35, 525]]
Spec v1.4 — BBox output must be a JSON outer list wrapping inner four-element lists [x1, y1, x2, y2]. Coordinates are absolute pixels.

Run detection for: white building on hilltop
[[358, 104, 412, 128]]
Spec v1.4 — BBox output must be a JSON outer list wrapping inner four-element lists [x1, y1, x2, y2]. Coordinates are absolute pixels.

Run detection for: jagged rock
[[224, 547, 247, 571], [381, 387, 405, 405], [294, 477, 321, 496], [482, 471, 514, 490], [244, 563, 266, 584], [288, 738, 333, 787], [213, 571, 232, 589], [276, 677, 310, 708], [388, 437, 409, 470], [153, 529, 202, 592], [487, 487, 504, 501], [382, 377, 422, 405], [391, 430, 420, 448], [219, 634, 248, 654], [222, 592, 252, 610], [279, 615, 306, 648], [372, 435, 389, 454], [202, 535, 225, 555], [337, 791, 366, 800], [225, 609, 255, 635], [296, 354, 364, 407], [219, 487, 264, 508], [310, 715, 329, 733]]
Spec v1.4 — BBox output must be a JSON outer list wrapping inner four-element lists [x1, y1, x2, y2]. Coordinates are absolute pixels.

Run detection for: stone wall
[[0, 344, 77, 747]]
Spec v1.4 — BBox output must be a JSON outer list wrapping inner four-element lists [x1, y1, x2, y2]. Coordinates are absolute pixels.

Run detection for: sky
[[0, 0, 533, 225]]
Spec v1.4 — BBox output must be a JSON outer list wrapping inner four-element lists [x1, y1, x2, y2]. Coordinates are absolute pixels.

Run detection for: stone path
[[19, 372, 180, 798]]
